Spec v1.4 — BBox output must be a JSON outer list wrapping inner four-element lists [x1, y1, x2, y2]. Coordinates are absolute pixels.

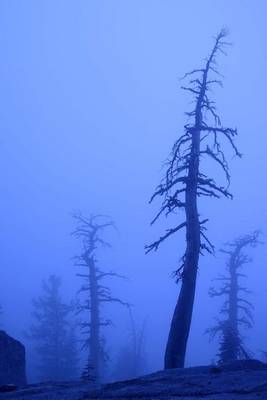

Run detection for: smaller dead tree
[[208, 231, 261, 363], [113, 309, 147, 380], [129, 309, 147, 377], [72, 212, 128, 383]]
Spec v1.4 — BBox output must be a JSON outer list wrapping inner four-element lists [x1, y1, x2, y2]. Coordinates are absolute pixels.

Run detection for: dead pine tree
[[113, 309, 147, 380], [208, 231, 261, 363], [129, 308, 147, 377], [72, 212, 128, 383], [146, 30, 241, 369]]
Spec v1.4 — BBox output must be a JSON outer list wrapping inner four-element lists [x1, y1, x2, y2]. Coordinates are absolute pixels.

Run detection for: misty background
[[0, 0, 266, 382]]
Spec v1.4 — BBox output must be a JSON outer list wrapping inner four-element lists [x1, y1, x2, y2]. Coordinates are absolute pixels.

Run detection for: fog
[[0, 0, 266, 383]]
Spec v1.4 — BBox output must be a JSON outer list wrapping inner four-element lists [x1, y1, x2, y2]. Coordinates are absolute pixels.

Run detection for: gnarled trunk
[[165, 129, 200, 369], [147, 31, 239, 370], [227, 251, 239, 361], [89, 258, 100, 382]]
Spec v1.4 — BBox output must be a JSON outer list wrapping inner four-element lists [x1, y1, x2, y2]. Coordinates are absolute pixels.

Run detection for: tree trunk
[[227, 252, 239, 361], [164, 126, 201, 369], [89, 258, 100, 382]]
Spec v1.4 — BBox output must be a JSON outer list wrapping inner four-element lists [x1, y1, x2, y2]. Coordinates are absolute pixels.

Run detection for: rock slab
[[86, 359, 267, 399], [1, 359, 267, 399]]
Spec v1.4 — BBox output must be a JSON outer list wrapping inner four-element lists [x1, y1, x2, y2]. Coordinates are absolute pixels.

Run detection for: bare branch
[[145, 222, 187, 253]]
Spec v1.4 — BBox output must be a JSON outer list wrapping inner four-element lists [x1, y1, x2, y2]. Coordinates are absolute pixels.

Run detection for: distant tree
[[113, 309, 147, 380], [72, 212, 128, 383], [208, 231, 261, 363], [30, 275, 79, 381], [146, 30, 240, 368]]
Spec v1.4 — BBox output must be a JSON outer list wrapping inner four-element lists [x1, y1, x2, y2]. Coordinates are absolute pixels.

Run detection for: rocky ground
[[1, 360, 267, 399]]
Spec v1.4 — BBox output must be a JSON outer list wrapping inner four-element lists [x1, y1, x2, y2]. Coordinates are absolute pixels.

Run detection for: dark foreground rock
[[0, 381, 95, 400], [1, 359, 267, 399], [0, 384, 16, 392], [0, 330, 27, 386]]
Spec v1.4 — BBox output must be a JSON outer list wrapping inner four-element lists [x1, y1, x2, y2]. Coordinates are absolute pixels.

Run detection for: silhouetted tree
[[146, 30, 240, 368], [208, 231, 261, 363], [113, 309, 147, 380], [72, 212, 128, 383], [30, 275, 79, 381]]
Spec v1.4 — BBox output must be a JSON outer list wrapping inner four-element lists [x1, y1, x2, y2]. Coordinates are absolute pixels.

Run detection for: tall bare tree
[[72, 213, 128, 383], [146, 30, 240, 368], [208, 231, 261, 363]]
